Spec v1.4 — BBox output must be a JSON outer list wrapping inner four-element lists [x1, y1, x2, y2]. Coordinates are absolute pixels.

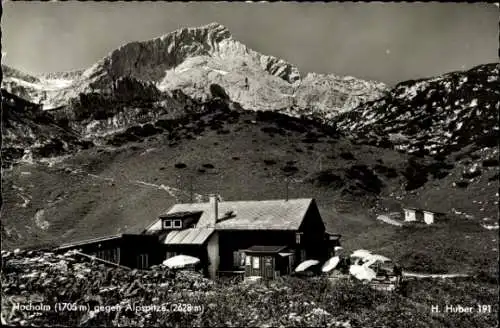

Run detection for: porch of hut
[[243, 245, 294, 280]]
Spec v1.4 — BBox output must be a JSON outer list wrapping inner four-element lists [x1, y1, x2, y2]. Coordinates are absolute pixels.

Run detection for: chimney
[[208, 194, 219, 227]]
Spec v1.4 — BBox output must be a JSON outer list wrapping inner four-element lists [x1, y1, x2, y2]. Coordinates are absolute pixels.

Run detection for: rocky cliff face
[[84, 22, 300, 85], [2, 23, 386, 118]]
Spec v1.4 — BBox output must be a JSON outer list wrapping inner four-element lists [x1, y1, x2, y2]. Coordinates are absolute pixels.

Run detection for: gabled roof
[[401, 198, 449, 215], [402, 205, 446, 215], [163, 228, 214, 245], [146, 198, 316, 232]]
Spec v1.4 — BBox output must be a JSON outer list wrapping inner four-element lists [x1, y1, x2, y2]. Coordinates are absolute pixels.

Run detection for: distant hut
[[402, 203, 446, 225]]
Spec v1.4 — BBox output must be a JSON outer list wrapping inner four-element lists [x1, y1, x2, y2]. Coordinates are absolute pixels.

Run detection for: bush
[[488, 172, 499, 181], [174, 163, 187, 169], [476, 270, 499, 285], [302, 137, 319, 144], [462, 169, 482, 179], [400, 251, 450, 274], [482, 158, 499, 167], [282, 165, 299, 174], [32, 139, 66, 158], [202, 164, 215, 169], [373, 164, 398, 179], [402, 159, 428, 190], [340, 152, 355, 160], [377, 138, 393, 148], [345, 165, 384, 194], [155, 119, 175, 131], [209, 84, 230, 100], [313, 171, 344, 188], [261, 126, 285, 135], [455, 180, 469, 188], [263, 159, 277, 165]]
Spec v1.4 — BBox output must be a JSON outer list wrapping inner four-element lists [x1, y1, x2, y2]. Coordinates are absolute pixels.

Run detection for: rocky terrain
[[1, 249, 497, 327], [333, 63, 499, 157], [1, 249, 214, 327], [2, 23, 386, 117], [1, 89, 93, 168]]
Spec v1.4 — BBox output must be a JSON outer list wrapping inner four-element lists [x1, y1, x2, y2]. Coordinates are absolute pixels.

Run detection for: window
[[296, 233, 302, 244], [166, 251, 177, 259], [173, 219, 182, 228], [95, 248, 119, 263], [163, 219, 172, 229], [233, 250, 246, 267], [245, 255, 251, 266], [240, 252, 246, 266], [252, 256, 260, 269]]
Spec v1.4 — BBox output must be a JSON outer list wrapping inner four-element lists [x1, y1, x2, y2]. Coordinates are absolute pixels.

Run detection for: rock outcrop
[[1, 89, 92, 168]]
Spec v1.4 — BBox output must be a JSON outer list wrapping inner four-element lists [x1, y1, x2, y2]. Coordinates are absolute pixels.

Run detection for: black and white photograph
[[1, 1, 499, 327]]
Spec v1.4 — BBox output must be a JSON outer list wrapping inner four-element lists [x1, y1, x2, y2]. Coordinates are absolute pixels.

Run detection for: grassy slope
[[1, 108, 498, 276]]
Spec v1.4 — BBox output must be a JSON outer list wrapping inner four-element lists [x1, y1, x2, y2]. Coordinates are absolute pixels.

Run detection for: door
[[245, 255, 252, 277], [299, 249, 306, 262], [264, 257, 274, 279], [287, 254, 294, 274], [136, 254, 149, 269]]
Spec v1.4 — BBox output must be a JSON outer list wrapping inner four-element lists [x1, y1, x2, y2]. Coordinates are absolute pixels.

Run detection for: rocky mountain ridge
[[2, 22, 386, 116], [333, 63, 499, 157]]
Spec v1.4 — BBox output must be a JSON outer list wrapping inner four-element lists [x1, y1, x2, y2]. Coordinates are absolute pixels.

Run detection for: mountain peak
[[80, 22, 242, 84], [174, 22, 231, 37], [152, 22, 233, 49], [80, 21, 302, 90]]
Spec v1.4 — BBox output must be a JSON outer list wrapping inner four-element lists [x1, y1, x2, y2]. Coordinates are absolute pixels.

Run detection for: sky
[[1, 1, 498, 85]]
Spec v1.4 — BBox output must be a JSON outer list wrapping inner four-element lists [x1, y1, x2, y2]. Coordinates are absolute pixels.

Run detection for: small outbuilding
[[402, 206, 446, 225]]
